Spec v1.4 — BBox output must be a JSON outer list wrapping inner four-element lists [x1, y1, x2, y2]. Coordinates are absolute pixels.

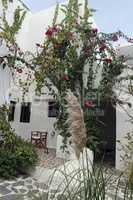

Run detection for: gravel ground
[[37, 148, 66, 169]]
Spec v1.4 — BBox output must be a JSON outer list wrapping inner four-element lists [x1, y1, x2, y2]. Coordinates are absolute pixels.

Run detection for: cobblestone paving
[[0, 150, 132, 200], [0, 176, 66, 200], [0, 173, 131, 200]]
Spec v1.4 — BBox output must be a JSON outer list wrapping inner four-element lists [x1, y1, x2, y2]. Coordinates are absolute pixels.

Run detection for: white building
[[0, 0, 30, 105], [0, 0, 60, 149], [116, 44, 133, 169], [0, 0, 132, 169]]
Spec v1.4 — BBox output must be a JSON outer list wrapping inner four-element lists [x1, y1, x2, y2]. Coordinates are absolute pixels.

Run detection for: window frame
[[8, 101, 16, 122], [48, 100, 59, 118], [20, 102, 31, 123]]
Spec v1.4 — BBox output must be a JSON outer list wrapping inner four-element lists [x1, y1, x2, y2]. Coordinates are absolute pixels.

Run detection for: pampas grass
[[65, 90, 87, 159]]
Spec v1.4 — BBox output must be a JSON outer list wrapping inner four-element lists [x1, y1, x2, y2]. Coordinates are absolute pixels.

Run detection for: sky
[[23, 0, 132, 37]]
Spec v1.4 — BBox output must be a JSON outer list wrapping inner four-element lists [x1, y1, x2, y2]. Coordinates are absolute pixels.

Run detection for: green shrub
[[0, 106, 38, 179], [0, 149, 17, 178], [0, 139, 38, 179], [14, 137, 38, 174]]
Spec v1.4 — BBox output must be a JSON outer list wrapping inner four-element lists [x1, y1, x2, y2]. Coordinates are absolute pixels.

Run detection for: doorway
[[94, 101, 116, 166]]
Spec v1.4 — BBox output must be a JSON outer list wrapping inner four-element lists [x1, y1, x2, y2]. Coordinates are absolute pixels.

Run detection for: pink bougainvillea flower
[[84, 100, 94, 108], [99, 44, 107, 52], [45, 28, 54, 38], [103, 58, 112, 64], [17, 68, 23, 73], [52, 26, 60, 33], [91, 28, 98, 36], [63, 74, 69, 81], [45, 26, 60, 38], [112, 34, 118, 42]]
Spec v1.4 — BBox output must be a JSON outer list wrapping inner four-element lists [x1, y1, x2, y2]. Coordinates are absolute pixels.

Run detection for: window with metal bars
[[8, 101, 16, 122], [20, 102, 31, 123], [48, 101, 59, 118]]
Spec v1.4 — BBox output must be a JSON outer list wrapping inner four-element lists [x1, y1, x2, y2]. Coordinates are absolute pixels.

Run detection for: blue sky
[[23, 0, 132, 37]]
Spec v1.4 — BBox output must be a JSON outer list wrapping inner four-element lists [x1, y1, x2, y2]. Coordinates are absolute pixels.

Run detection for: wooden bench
[[31, 131, 48, 153]]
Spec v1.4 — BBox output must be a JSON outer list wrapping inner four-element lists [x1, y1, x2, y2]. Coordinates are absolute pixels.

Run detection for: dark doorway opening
[[94, 101, 116, 167]]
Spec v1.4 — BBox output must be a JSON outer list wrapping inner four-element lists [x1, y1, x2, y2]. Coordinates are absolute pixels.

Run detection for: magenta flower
[[103, 58, 112, 64], [84, 100, 94, 108], [45, 28, 53, 38], [63, 74, 69, 81], [45, 26, 60, 38], [99, 44, 107, 52], [112, 34, 118, 42], [17, 68, 23, 73]]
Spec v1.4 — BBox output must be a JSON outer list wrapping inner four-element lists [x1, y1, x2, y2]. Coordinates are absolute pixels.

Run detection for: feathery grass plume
[[65, 90, 87, 159]]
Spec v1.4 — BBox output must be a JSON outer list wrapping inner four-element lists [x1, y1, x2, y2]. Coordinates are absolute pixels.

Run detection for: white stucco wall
[[0, 0, 29, 106], [0, 67, 11, 105], [11, 100, 57, 149], [19, 4, 66, 52], [116, 45, 133, 170], [116, 106, 133, 169], [10, 74, 58, 148]]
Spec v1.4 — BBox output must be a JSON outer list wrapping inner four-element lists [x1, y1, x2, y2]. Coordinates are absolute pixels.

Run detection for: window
[[20, 102, 31, 123], [8, 101, 16, 122], [48, 101, 59, 118]]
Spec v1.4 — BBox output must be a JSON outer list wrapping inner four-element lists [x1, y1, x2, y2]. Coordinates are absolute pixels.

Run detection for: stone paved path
[[0, 149, 132, 200], [0, 176, 62, 200], [0, 149, 66, 200], [0, 172, 132, 200]]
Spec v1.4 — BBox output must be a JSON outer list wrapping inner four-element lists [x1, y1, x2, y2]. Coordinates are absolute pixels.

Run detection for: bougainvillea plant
[[33, 0, 132, 150]]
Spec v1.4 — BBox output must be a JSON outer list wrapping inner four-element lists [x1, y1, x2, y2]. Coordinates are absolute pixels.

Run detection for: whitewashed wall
[[10, 73, 58, 148], [116, 45, 133, 169], [11, 99, 57, 149], [19, 4, 66, 52], [0, 67, 11, 105], [0, 0, 29, 106], [116, 106, 133, 169]]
